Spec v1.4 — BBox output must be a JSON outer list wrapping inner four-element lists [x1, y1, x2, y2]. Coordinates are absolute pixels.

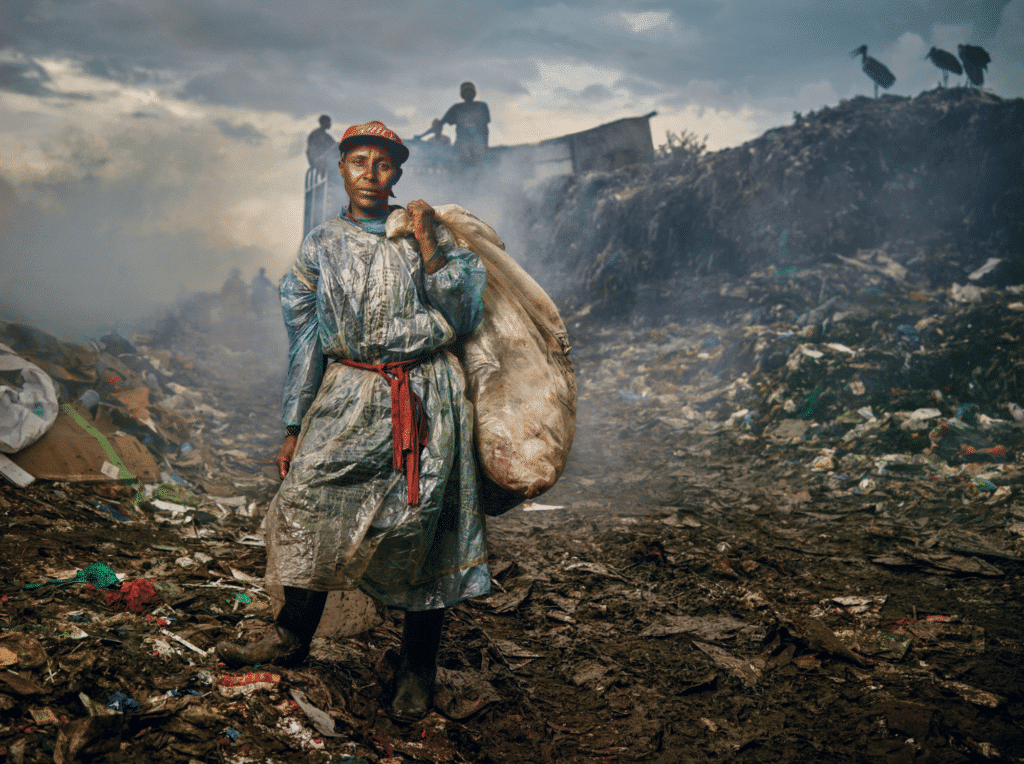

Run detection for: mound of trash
[[524, 88, 1024, 321]]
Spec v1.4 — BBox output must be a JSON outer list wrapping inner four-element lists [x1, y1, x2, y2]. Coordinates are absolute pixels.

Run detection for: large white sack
[[0, 342, 60, 454], [387, 205, 576, 513]]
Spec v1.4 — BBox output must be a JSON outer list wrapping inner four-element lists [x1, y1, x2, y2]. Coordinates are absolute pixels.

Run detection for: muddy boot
[[215, 587, 327, 668], [391, 608, 444, 721]]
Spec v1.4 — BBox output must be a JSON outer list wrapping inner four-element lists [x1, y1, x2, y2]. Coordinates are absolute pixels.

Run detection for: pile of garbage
[[522, 88, 1024, 319], [0, 318, 283, 503], [1, 256, 1023, 759], [0, 314, 431, 762], [562, 257, 1024, 510]]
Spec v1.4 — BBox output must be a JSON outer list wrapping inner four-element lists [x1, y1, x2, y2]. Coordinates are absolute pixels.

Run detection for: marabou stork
[[925, 46, 962, 87], [958, 44, 991, 87], [850, 45, 896, 98]]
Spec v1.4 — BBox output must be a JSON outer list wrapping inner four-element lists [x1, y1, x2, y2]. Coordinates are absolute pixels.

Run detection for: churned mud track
[[471, 421, 1024, 763]]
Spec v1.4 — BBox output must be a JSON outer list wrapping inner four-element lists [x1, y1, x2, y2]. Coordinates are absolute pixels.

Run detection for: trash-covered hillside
[[523, 88, 1024, 321], [1, 86, 1023, 763]]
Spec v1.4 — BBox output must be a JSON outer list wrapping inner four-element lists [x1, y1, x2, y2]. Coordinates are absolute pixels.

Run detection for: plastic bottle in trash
[[78, 389, 101, 415]]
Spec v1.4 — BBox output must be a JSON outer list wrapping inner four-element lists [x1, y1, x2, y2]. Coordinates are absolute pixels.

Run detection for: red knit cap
[[338, 120, 409, 164]]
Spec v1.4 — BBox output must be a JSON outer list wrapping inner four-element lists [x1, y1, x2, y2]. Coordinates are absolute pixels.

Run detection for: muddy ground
[[2, 312, 1023, 764]]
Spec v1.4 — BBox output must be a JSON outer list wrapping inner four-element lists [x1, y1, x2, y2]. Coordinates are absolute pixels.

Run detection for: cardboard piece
[[111, 387, 150, 420], [10, 408, 159, 483]]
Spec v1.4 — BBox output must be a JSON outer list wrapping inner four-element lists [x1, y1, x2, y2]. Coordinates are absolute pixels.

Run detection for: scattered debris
[[0, 85, 1022, 761]]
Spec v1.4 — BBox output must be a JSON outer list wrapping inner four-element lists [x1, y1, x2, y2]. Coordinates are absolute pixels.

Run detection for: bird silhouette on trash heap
[[959, 44, 991, 88], [926, 46, 963, 87], [850, 45, 896, 98]]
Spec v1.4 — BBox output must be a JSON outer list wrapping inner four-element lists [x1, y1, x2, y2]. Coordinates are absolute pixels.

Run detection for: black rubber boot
[[215, 587, 327, 668], [391, 608, 445, 721]]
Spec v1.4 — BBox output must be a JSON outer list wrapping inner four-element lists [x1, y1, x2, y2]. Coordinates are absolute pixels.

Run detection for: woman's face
[[340, 143, 402, 218]]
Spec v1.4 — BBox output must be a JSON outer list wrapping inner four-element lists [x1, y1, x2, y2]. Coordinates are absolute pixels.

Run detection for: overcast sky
[[2, 0, 1021, 336]]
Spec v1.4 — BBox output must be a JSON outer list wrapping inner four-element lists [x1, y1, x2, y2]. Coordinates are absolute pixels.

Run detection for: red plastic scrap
[[104, 579, 162, 614], [217, 672, 281, 697], [218, 671, 281, 687]]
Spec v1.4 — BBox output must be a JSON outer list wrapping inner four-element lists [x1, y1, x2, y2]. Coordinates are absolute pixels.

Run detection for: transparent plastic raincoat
[[265, 212, 491, 611]]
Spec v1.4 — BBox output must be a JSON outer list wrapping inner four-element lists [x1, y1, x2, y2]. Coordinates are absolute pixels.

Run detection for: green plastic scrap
[[971, 477, 998, 492], [25, 562, 119, 590], [234, 593, 253, 605], [835, 628, 912, 661], [800, 389, 821, 420], [154, 484, 201, 507], [61, 404, 144, 504]]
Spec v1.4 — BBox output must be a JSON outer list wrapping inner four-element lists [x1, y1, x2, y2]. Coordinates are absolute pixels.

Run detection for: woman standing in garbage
[[215, 121, 490, 720]]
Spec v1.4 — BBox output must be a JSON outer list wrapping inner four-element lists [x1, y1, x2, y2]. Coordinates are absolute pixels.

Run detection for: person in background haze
[[250, 267, 276, 318], [306, 114, 337, 174], [438, 82, 489, 171], [219, 267, 248, 314], [217, 267, 249, 338], [215, 120, 490, 722]]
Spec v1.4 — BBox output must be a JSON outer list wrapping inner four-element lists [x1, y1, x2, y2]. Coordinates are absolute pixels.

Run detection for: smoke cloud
[[0, 115, 302, 339]]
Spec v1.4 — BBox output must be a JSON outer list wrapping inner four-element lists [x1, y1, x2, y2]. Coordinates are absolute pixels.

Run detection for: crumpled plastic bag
[[387, 205, 576, 515], [0, 342, 59, 453], [104, 579, 161, 614]]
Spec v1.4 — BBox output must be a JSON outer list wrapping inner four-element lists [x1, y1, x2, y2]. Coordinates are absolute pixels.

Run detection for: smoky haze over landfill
[[1, 0, 1023, 336], [2, 2, 1024, 762]]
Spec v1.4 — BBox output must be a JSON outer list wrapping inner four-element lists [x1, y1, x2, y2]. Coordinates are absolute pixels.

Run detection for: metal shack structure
[[489, 110, 657, 182], [303, 111, 657, 237]]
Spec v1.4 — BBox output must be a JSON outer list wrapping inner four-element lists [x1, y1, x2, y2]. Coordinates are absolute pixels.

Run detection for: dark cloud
[[1, 0, 1020, 120], [554, 83, 615, 103], [0, 59, 55, 96], [0, 0, 37, 48], [613, 74, 666, 97], [475, 26, 601, 60], [213, 118, 266, 144], [81, 56, 162, 86], [0, 56, 93, 99]]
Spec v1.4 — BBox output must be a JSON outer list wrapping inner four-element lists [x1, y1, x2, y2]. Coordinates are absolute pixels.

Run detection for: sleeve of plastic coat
[[280, 236, 324, 428], [423, 224, 487, 337]]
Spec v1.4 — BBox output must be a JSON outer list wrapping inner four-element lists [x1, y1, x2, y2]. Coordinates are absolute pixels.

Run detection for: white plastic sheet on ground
[[0, 342, 59, 454], [387, 205, 576, 508]]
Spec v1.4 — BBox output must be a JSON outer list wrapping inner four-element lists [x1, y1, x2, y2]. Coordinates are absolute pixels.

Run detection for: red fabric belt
[[336, 357, 429, 505]]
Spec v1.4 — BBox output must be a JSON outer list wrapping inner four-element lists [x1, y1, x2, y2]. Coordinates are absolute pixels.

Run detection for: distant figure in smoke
[[220, 268, 248, 315], [438, 82, 490, 171], [250, 267, 276, 318], [958, 44, 991, 87], [926, 46, 962, 87], [306, 115, 338, 175], [850, 45, 896, 98], [218, 267, 250, 336]]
